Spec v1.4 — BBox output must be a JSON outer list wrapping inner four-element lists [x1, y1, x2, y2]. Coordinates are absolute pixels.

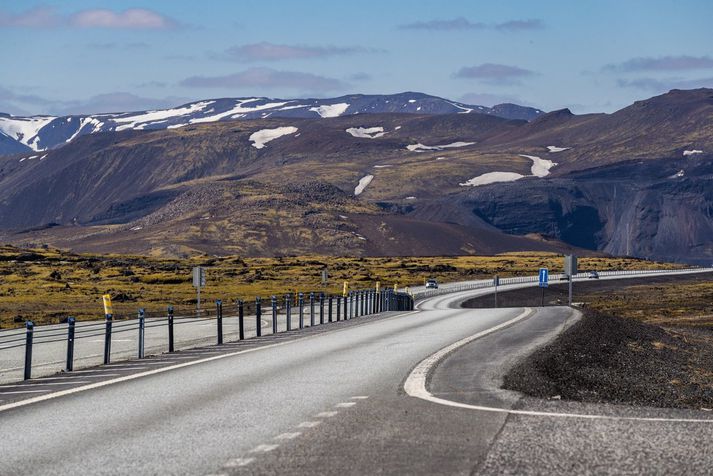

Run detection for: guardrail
[[0, 289, 414, 382], [410, 267, 713, 300]]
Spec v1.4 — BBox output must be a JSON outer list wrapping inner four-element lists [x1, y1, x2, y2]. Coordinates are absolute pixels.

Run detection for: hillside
[[0, 89, 711, 263]]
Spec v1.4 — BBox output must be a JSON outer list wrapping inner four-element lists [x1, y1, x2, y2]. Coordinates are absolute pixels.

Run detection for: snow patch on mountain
[[546, 145, 570, 153], [406, 141, 475, 152], [113, 101, 215, 131], [0, 115, 56, 151], [346, 127, 385, 139], [460, 172, 525, 187], [309, 103, 349, 118], [683, 149, 703, 156], [519, 154, 556, 177], [249, 126, 298, 149], [354, 175, 374, 195], [373, 165, 392, 168], [189, 99, 287, 124]]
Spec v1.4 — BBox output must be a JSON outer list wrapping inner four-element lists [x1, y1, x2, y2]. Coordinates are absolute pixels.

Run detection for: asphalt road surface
[[2, 276, 713, 474]]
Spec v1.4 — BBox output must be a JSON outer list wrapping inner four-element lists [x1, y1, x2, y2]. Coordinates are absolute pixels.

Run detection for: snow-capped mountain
[[0, 92, 543, 155]]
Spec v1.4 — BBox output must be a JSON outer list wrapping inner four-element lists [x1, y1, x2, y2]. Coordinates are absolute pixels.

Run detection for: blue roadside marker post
[[538, 268, 549, 307]]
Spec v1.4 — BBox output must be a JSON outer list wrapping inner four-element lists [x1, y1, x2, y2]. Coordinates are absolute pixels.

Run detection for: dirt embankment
[[465, 273, 713, 410]]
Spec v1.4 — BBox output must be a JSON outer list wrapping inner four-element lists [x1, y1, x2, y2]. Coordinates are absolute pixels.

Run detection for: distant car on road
[[425, 279, 438, 289], [588, 271, 599, 279]]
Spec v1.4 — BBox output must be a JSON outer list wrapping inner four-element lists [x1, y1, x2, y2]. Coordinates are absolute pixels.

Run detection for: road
[[2, 273, 713, 474]]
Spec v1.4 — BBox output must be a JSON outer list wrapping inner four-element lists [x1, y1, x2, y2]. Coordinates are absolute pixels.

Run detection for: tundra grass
[[0, 245, 678, 328]]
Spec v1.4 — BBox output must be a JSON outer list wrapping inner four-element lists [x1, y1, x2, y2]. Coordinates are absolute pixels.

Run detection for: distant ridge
[[0, 92, 544, 156]]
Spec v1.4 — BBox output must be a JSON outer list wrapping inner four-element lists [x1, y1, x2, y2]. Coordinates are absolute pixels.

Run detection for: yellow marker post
[[376, 281, 380, 293], [342, 281, 349, 297], [102, 294, 113, 316], [394, 283, 398, 292]]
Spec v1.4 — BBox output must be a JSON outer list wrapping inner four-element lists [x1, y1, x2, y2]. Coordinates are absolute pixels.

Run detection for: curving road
[[2, 276, 713, 474]]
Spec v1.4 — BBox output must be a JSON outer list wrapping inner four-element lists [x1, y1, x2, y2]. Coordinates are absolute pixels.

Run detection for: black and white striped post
[[66, 317, 75, 372], [255, 297, 262, 337], [336, 296, 341, 321], [138, 309, 145, 359], [285, 294, 292, 331], [216, 300, 223, 345], [298, 293, 304, 329], [237, 299, 245, 340], [271, 296, 278, 334], [23, 321, 34, 380], [310, 292, 315, 327], [319, 292, 325, 324]]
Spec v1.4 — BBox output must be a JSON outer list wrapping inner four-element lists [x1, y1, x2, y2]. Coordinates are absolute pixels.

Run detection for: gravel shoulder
[[462, 273, 713, 410]]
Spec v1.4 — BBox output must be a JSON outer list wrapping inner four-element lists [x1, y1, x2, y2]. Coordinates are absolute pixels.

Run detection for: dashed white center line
[[274, 432, 302, 440], [335, 402, 356, 408], [351, 395, 369, 400], [315, 411, 339, 418], [223, 457, 255, 468], [297, 421, 321, 428], [249, 444, 279, 453]]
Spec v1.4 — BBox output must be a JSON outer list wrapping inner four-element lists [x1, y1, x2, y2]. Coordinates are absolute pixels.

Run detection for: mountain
[[0, 92, 543, 156], [0, 89, 710, 264]]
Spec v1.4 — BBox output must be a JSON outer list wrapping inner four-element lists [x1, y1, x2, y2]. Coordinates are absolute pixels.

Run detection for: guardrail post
[[328, 295, 333, 322], [216, 300, 224, 345], [362, 290, 366, 316], [345, 293, 349, 319], [167, 306, 174, 353], [336, 296, 341, 321], [271, 296, 278, 334], [286, 294, 292, 331], [256, 297, 262, 337], [65, 317, 75, 372], [319, 293, 325, 324], [138, 309, 145, 359], [104, 312, 113, 364], [237, 299, 245, 340], [24, 321, 34, 380], [299, 293, 305, 329], [310, 292, 315, 326]]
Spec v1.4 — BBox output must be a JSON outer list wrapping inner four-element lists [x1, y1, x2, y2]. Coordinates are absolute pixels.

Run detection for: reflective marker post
[[271, 296, 278, 334], [137, 309, 145, 359], [286, 294, 292, 331], [216, 300, 223, 345], [319, 292, 325, 325], [256, 297, 262, 337], [66, 317, 75, 372], [327, 295, 333, 322], [310, 292, 315, 327], [167, 306, 174, 352], [237, 299, 245, 340], [298, 293, 305, 329], [24, 321, 34, 380]]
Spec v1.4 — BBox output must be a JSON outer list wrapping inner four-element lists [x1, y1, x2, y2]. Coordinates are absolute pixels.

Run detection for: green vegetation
[[0, 245, 679, 328]]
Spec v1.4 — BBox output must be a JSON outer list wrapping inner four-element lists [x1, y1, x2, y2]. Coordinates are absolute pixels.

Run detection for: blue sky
[[2, 0, 712, 115]]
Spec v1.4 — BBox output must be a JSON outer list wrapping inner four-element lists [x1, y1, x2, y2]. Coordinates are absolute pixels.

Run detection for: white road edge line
[[0, 310, 421, 414], [403, 307, 713, 423]]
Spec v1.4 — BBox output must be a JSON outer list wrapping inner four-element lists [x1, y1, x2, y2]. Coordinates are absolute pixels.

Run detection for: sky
[[1, 0, 712, 116]]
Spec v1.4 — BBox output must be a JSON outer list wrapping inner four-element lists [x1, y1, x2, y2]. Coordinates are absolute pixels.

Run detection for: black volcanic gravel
[[503, 310, 713, 409]]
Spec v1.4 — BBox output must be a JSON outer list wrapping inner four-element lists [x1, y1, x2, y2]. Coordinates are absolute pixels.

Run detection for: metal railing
[[410, 267, 713, 300], [0, 289, 414, 383]]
